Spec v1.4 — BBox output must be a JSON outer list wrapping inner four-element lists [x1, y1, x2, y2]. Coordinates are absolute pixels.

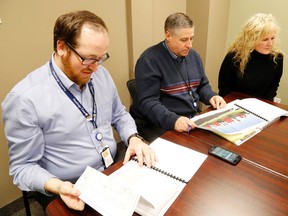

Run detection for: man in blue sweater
[[134, 12, 226, 141]]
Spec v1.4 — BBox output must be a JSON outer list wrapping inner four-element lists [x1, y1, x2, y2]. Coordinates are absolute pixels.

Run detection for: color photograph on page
[[194, 107, 266, 135]]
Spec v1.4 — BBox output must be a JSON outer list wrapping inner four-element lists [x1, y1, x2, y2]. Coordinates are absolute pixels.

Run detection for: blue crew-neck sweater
[[135, 41, 217, 130]]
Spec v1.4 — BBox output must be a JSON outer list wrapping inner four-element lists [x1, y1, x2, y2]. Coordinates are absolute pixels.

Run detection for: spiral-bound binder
[[192, 98, 288, 145], [233, 98, 287, 123], [234, 103, 269, 122], [131, 157, 187, 184], [113, 138, 207, 216], [75, 138, 207, 216]]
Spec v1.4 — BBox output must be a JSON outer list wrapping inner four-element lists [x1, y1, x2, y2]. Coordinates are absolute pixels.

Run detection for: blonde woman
[[218, 13, 284, 101]]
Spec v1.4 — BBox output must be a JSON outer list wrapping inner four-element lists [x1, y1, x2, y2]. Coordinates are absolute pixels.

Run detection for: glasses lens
[[67, 42, 110, 65], [82, 59, 97, 65], [82, 53, 110, 65]]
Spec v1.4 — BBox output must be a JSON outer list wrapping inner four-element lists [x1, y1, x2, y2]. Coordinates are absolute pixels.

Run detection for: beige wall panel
[[186, 0, 210, 65], [205, 0, 230, 92], [130, 0, 186, 70]]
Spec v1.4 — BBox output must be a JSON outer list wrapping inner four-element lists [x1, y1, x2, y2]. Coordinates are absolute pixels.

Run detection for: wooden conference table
[[46, 92, 288, 216], [190, 92, 288, 178]]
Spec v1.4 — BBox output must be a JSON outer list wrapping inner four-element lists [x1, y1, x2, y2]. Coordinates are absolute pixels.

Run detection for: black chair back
[[126, 79, 145, 119]]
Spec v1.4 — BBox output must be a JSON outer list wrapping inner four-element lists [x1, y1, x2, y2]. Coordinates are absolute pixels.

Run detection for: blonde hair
[[228, 13, 283, 75]]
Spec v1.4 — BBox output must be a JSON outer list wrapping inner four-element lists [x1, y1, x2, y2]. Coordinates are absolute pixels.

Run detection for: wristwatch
[[127, 133, 144, 145]]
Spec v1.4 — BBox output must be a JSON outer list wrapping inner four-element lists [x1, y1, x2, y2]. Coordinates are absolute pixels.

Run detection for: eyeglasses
[[66, 42, 110, 65]]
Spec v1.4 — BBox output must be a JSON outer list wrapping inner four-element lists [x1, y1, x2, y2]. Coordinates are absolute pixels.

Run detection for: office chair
[[126, 79, 166, 142], [22, 191, 31, 216], [126, 79, 142, 119], [126, 79, 149, 126]]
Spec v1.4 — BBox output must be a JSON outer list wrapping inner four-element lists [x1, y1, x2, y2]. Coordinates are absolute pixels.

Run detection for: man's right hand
[[45, 178, 85, 211], [174, 116, 196, 132]]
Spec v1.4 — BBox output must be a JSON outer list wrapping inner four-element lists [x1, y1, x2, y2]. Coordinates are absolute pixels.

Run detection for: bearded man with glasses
[[2, 10, 156, 212]]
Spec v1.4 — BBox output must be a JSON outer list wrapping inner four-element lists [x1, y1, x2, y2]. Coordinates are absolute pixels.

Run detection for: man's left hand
[[209, 95, 226, 109], [123, 136, 157, 168]]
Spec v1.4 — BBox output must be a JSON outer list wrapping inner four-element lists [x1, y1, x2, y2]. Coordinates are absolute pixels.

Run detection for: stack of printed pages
[[75, 138, 207, 216]]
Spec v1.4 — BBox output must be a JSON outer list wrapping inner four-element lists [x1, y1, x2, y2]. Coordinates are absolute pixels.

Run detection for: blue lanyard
[[49, 59, 97, 128]]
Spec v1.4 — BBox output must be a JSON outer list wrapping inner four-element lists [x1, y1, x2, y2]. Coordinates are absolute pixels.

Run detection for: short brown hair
[[53, 10, 108, 51]]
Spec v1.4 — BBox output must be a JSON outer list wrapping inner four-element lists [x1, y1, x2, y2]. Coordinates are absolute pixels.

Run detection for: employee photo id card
[[101, 146, 114, 168]]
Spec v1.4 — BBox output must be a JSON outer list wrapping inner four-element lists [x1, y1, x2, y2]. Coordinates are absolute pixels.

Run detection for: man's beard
[[61, 54, 92, 87]]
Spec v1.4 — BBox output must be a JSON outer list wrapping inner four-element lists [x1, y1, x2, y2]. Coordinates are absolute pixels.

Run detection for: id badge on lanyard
[[49, 59, 114, 168], [95, 132, 114, 168]]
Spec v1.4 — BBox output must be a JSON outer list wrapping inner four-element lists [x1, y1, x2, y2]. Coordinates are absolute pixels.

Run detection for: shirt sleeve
[[2, 93, 56, 194], [112, 93, 138, 145], [103, 72, 138, 145]]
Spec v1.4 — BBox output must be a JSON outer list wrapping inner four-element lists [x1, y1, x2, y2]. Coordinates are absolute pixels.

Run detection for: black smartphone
[[208, 146, 242, 165]]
